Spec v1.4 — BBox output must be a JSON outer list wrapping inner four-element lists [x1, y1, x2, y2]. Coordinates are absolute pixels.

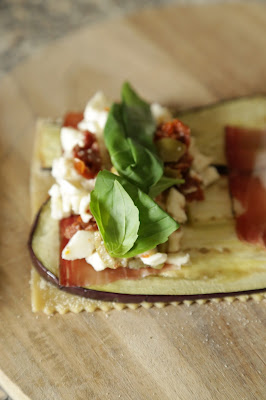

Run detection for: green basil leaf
[[125, 138, 163, 191], [90, 171, 139, 257], [121, 179, 179, 257], [149, 176, 185, 198], [104, 103, 163, 192], [91, 171, 179, 258], [121, 82, 157, 152]]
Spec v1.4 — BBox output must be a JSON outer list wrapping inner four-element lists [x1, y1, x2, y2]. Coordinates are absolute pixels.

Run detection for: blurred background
[[0, 0, 239, 79]]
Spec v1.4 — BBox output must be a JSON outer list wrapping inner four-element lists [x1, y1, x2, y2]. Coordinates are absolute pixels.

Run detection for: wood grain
[[0, 4, 266, 399]]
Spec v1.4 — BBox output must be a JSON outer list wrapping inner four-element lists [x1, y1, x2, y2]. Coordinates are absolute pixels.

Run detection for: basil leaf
[[90, 171, 139, 257], [104, 103, 163, 192], [121, 178, 179, 257], [90, 171, 179, 258], [149, 176, 184, 199], [121, 82, 156, 151]]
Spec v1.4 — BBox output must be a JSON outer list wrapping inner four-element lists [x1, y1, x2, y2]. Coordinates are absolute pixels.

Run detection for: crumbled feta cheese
[[150, 103, 172, 124], [140, 252, 167, 268], [62, 231, 95, 260], [78, 91, 110, 134], [60, 127, 85, 158], [86, 252, 108, 271], [166, 188, 187, 223], [201, 166, 220, 187], [79, 194, 92, 223], [48, 184, 66, 220], [51, 157, 80, 182], [59, 180, 83, 214], [49, 180, 93, 222], [166, 253, 190, 268], [49, 157, 95, 222]]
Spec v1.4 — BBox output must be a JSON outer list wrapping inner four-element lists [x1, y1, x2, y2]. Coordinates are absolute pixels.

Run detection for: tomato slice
[[59, 216, 170, 287], [225, 126, 266, 247]]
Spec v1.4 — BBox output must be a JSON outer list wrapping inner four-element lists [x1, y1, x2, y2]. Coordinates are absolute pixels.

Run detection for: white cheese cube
[[166, 188, 187, 223], [166, 253, 190, 268], [140, 252, 167, 268], [86, 252, 107, 271], [62, 230, 95, 260], [201, 166, 220, 187]]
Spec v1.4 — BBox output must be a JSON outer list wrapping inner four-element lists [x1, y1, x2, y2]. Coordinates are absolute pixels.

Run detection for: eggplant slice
[[177, 95, 266, 165], [29, 199, 266, 302], [30, 96, 266, 307]]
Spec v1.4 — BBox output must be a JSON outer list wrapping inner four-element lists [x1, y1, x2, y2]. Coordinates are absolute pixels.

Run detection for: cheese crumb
[[140, 252, 167, 268], [150, 103, 172, 124], [61, 127, 85, 158], [78, 91, 111, 134], [166, 188, 187, 223]]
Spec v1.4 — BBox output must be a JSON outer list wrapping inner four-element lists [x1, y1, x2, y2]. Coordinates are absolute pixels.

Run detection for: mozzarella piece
[[78, 91, 110, 134], [166, 188, 187, 223], [201, 166, 220, 187], [50, 157, 95, 222], [150, 103, 172, 124], [49, 178, 93, 222], [51, 157, 80, 182], [62, 231, 95, 260], [60, 127, 85, 158], [140, 252, 167, 268], [86, 252, 108, 271], [166, 253, 190, 268], [193, 152, 213, 173]]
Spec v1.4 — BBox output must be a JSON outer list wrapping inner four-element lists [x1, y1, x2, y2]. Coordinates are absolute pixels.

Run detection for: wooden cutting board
[[0, 3, 266, 399]]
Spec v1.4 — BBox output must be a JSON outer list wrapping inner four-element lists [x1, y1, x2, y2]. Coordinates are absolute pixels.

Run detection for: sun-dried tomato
[[155, 119, 191, 147], [155, 119, 194, 183], [63, 112, 84, 129], [73, 132, 102, 179], [74, 159, 95, 179], [64, 215, 98, 240]]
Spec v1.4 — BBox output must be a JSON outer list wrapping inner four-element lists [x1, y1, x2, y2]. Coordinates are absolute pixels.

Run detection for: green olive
[[164, 167, 182, 179], [156, 138, 186, 162]]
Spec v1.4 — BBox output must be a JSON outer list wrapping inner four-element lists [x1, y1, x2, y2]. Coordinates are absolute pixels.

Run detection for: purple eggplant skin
[[28, 200, 266, 304]]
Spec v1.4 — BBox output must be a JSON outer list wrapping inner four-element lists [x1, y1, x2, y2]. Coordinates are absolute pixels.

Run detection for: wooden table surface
[[0, 3, 266, 400]]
